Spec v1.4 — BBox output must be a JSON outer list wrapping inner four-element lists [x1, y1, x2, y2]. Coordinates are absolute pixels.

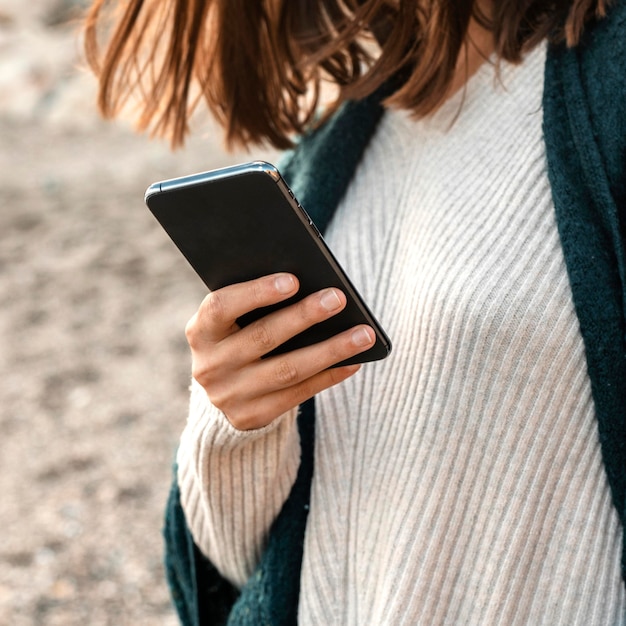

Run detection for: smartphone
[[145, 161, 391, 366]]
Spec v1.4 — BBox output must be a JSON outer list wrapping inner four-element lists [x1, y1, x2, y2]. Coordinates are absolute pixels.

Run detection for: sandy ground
[[0, 2, 275, 623]]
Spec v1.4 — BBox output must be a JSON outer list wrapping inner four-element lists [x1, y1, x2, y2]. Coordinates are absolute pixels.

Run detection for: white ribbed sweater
[[177, 44, 626, 624]]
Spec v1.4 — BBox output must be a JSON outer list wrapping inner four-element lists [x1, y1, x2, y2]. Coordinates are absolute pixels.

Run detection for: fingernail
[[352, 327, 373, 347], [320, 289, 342, 311], [275, 274, 295, 294]]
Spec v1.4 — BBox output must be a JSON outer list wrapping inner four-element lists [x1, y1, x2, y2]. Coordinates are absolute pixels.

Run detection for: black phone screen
[[145, 161, 391, 365]]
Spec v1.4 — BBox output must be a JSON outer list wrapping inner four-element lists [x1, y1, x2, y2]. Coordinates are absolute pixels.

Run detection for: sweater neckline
[[393, 40, 547, 133]]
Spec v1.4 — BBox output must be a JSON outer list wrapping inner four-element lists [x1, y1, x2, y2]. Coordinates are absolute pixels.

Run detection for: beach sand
[[0, 1, 275, 623]]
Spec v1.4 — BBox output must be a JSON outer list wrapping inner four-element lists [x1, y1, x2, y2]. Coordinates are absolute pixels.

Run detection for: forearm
[[176, 378, 301, 587]]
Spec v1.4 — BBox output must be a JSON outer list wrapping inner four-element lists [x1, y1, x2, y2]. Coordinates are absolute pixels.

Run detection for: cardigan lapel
[[543, 10, 626, 579]]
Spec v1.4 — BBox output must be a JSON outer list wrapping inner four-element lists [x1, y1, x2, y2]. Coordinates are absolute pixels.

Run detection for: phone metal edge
[[144, 161, 277, 204], [144, 160, 392, 358], [273, 175, 392, 356]]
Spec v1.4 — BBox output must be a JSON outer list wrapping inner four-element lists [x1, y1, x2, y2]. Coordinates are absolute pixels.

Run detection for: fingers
[[244, 324, 375, 394], [222, 286, 350, 365], [208, 324, 376, 428], [186, 273, 299, 346], [185, 272, 377, 431], [224, 363, 363, 430]]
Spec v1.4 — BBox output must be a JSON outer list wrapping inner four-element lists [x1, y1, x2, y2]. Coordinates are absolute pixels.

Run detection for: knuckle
[[248, 320, 274, 352], [190, 353, 221, 389], [191, 361, 213, 388], [227, 410, 257, 431], [202, 291, 227, 324], [190, 361, 202, 382], [211, 392, 232, 414], [272, 359, 299, 387], [213, 399, 258, 430], [185, 315, 199, 347], [204, 381, 232, 413], [287, 379, 314, 406]]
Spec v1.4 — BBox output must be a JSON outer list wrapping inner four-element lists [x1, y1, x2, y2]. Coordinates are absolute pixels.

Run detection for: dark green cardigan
[[163, 3, 626, 623]]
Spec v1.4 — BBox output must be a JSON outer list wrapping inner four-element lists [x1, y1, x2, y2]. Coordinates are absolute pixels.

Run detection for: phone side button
[[310, 222, 321, 237], [297, 203, 313, 222]]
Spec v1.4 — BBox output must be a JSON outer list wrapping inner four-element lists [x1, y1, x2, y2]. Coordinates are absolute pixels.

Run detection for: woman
[[84, 1, 626, 623]]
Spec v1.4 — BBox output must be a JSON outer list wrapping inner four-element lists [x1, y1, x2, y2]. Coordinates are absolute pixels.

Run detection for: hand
[[185, 272, 375, 430]]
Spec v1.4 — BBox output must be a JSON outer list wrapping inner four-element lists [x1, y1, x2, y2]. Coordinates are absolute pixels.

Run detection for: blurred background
[[0, 1, 274, 623]]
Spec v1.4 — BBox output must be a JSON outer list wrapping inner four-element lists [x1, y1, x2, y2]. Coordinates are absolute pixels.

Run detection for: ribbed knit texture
[[177, 381, 301, 587], [177, 43, 626, 624]]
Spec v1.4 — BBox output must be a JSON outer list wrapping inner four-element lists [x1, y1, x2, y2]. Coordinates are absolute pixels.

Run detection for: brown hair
[[83, 0, 609, 149]]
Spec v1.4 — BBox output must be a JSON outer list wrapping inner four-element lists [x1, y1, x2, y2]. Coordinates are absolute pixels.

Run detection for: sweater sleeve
[[176, 378, 302, 588]]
